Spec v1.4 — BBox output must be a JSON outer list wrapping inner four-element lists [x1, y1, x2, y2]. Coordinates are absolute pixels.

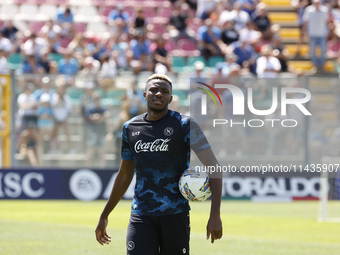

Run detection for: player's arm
[[95, 159, 135, 245], [196, 147, 223, 244]]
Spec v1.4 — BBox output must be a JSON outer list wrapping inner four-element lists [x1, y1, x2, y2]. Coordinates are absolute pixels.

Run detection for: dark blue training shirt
[[121, 110, 210, 215]]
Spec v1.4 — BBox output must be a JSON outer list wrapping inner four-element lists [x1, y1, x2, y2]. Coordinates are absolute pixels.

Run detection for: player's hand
[[206, 215, 223, 244], [95, 217, 111, 245]]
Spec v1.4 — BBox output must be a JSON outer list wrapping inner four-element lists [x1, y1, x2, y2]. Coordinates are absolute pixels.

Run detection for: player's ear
[[143, 91, 146, 100], [169, 95, 173, 104]]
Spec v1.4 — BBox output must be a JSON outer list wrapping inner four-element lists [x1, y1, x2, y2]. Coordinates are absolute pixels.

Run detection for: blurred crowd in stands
[[1, 0, 340, 167], [15, 74, 148, 167], [0, 0, 339, 78]]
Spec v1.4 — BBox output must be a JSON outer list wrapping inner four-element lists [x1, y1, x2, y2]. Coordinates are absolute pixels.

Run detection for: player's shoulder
[[305, 4, 316, 12], [122, 113, 145, 129], [168, 110, 191, 125]]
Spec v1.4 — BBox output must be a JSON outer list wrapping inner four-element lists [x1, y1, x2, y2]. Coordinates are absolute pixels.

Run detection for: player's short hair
[[146, 74, 172, 87]]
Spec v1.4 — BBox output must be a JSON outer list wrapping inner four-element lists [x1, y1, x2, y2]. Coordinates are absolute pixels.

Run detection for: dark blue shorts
[[126, 211, 190, 255]]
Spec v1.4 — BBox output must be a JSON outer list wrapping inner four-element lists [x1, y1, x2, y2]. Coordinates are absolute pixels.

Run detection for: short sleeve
[[121, 122, 134, 160], [183, 116, 211, 153], [302, 7, 310, 22]]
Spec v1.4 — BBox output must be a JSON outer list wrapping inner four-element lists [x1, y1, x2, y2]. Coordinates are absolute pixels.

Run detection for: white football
[[179, 168, 211, 202]]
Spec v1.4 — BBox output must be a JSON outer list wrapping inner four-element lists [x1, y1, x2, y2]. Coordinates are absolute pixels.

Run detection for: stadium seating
[[172, 89, 189, 106], [0, 0, 338, 76], [98, 6, 111, 17], [157, 7, 172, 19], [261, 0, 291, 8], [114, 73, 136, 89], [285, 44, 309, 57], [59, 37, 72, 48], [263, 0, 335, 72], [12, 20, 27, 31], [148, 23, 166, 35], [37, 4, 58, 21], [143, 7, 157, 22], [7, 53, 23, 70], [279, 28, 300, 43], [187, 18, 201, 37], [75, 5, 102, 23], [93, 0, 108, 7], [67, 87, 84, 105], [288, 60, 335, 72], [16, 4, 39, 21], [172, 39, 200, 57], [171, 56, 187, 73], [268, 12, 297, 25], [69, 0, 94, 6], [0, 4, 19, 20], [48, 53, 64, 62], [176, 71, 192, 89], [86, 21, 109, 36], [187, 56, 207, 69], [103, 89, 126, 106], [75, 22, 87, 33], [165, 39, 176, 52], [208, 56, 225, 68], [1, 0, 14, 4], [28, 21, 45, 34]]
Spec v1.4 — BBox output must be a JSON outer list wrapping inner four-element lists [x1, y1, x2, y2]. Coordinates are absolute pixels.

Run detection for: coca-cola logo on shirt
[[134, 139, 171, 153]]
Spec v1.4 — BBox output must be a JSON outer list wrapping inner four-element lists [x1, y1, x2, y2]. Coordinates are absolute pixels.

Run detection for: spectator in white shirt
[[256, 45, 281, 78], [239, 20, 261, 48], [0, 47, 9, 74], [197, 0, 217, 19], [218, 5, 231, 27], [17, 82, 38, 131], [229, 2, 251, 31], [50, 78, 73, 153], [0, 31, 13, 57], [21, 32, 49, 59], [99, 53, 117, 78]]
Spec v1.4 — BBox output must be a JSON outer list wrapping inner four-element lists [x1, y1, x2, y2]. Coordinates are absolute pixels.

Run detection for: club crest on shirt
[[127, 241, 135, 251], [164, 127, 174, 136]]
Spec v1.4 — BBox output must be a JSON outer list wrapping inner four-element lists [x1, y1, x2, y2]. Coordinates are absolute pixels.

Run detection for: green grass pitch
[[0, 200, 340, 255]]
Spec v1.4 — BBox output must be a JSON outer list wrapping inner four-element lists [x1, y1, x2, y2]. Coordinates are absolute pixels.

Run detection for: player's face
[[144, 79, 172, 113]]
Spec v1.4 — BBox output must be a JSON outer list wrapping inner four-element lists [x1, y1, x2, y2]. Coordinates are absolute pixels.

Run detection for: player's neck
[[146, 109, 168, 121]]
